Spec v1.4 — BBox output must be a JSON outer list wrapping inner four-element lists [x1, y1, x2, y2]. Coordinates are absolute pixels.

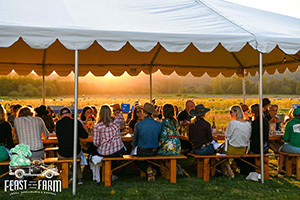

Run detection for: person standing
[[56, 107, 88, 184]]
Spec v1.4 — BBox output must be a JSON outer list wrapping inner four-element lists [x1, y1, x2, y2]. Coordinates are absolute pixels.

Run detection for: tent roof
[[0, 0, 300, 77]]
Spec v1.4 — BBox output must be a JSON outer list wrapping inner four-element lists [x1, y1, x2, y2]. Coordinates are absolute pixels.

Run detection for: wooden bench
[[101, 155, 187, 187], [279, 152, 300, 179], [188, 153, 277, 182], [0, 158, 79, 189], [45, 146, 59, 157]]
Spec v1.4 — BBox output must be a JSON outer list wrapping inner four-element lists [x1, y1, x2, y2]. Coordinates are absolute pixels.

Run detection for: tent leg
[[259, 52, 264, 184], [42, 70, 45, 105], [72, 50, 79, 195]]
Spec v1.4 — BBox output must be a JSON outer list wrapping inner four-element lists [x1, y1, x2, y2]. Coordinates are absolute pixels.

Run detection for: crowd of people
[[0, 96, 300, 184]]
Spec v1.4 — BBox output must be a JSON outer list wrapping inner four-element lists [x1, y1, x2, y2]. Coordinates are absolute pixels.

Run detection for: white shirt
[[225, 120, 251, 150]]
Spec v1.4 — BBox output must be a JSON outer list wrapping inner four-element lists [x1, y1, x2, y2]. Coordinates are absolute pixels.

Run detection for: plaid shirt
[[93, 114, 124, 156]]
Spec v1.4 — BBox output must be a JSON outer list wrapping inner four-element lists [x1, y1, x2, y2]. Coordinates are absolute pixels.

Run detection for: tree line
[[1, 74, 300, 97]]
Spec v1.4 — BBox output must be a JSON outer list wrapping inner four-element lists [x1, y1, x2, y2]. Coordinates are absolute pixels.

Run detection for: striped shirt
[[93, 114, 124, 156], [14, 116, 49, 151]]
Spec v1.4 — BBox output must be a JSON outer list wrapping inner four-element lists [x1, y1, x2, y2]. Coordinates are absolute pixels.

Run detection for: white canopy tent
[[1, 0, 300, 195]]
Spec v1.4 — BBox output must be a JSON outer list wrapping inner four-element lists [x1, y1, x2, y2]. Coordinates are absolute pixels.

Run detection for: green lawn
[[1, 157, 300, 200]]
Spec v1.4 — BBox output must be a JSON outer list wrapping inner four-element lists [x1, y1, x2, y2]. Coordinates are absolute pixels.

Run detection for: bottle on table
[[212, 117, 217, 135]]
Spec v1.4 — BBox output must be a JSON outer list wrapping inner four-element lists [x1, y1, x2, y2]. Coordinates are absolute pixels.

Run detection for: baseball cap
[[293, 108, 300, 117], [60, 107, 71, 116]]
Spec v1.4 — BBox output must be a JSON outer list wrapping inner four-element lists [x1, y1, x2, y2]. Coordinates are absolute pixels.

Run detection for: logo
[[4, 144, 62, 195]]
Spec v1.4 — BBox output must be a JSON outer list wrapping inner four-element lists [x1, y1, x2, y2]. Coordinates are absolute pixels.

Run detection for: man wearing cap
[[131, 102, 161, 182], [56, 107, 88, 184], [278, 108, 300, 173]]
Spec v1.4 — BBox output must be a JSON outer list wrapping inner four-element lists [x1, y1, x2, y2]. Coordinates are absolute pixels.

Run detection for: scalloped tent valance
[[0, 0, 299, 77]]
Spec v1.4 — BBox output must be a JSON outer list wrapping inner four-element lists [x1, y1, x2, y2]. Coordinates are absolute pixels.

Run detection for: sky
[[227, 0, 300, 19]]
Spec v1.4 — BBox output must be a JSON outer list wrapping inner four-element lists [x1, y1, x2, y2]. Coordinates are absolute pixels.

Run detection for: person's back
[[133, 116, 161, 149], [56, 116, 88, 157], [284, 117, 300, 148]]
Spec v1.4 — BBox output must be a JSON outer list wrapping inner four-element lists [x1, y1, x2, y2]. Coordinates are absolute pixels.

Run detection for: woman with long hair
[[158, 104, 181, 155], [0, 104, 14, 182], [93, 105, 126, 157], [128, 105, 143, 135], [79, 106, 93, 128], [14, 106, 49, 159], [219, 105, 251, 178]]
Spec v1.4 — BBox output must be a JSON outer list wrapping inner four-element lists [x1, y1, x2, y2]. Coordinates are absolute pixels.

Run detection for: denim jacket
[[131, 116, 161, 149]]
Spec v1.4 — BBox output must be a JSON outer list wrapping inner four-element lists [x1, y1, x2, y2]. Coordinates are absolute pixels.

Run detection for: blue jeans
[[193, 144, 215, 155], [280, 143, 300, 154]]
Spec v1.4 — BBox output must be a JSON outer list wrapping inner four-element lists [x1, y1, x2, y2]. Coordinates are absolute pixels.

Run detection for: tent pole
[[150, 65, 153, 102], [242, 69, 246, 104], [72, 50, 79, 195], [259, 52, 264, 184], [42, 66, 45, 105], [42, 49, 47, 105]]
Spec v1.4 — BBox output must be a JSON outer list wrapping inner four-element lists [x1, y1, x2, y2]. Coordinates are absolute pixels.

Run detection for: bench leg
[[211, 158, 216, 177], [170, 159, 176, 183], [203, 158, 210, 182], [197, 159, 203, 178], [61, 162, 69, 189], [102, 162, 105, 182], [286, 156, 292, 176], [165, 160, 170, 180], [104, 161, 111, 187], [264, 157, 269, 180], [255, 158, 260, 174], [297, 157, 300, 180]]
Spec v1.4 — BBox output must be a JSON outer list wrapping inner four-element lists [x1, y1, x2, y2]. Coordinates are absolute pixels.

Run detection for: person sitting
[[188, 104, 214, 155], [241, 104, 252, 123], [14, 106, 49, 159], [79, 106, 93, 129], [8, 104, 22, 128], [56, 107, 88, 184], [90, 106, 98, 122], [93, 105, 126, 180], [46, 105, 56, 119], [177, 100, 195, 123], [262, 98, 271, 117], [158, 104, 181, 156], [126, 101, 141, 124], [128, 105, 143, 135], [0, 104, 14, 182], [249, 104, 269, 154], [131, 103, 161, 182], [284, 108, 294, 125], [219, 105, 251, 178], [265, 104, 282, 133], [36, 105, 55, 133], [110, 104, 126, 131], [278, 108, 300, 173]]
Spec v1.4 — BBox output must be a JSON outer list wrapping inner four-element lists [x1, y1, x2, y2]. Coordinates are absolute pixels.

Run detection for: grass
[[1, 157, 300, 200]]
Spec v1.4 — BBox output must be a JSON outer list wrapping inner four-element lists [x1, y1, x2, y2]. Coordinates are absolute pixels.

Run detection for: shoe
[[77, 178, 84, 185], [227, 169, 235, 178], [147, 166, 155, 182], [68, 178, 73, 185], [111, 175, 118, 181]]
